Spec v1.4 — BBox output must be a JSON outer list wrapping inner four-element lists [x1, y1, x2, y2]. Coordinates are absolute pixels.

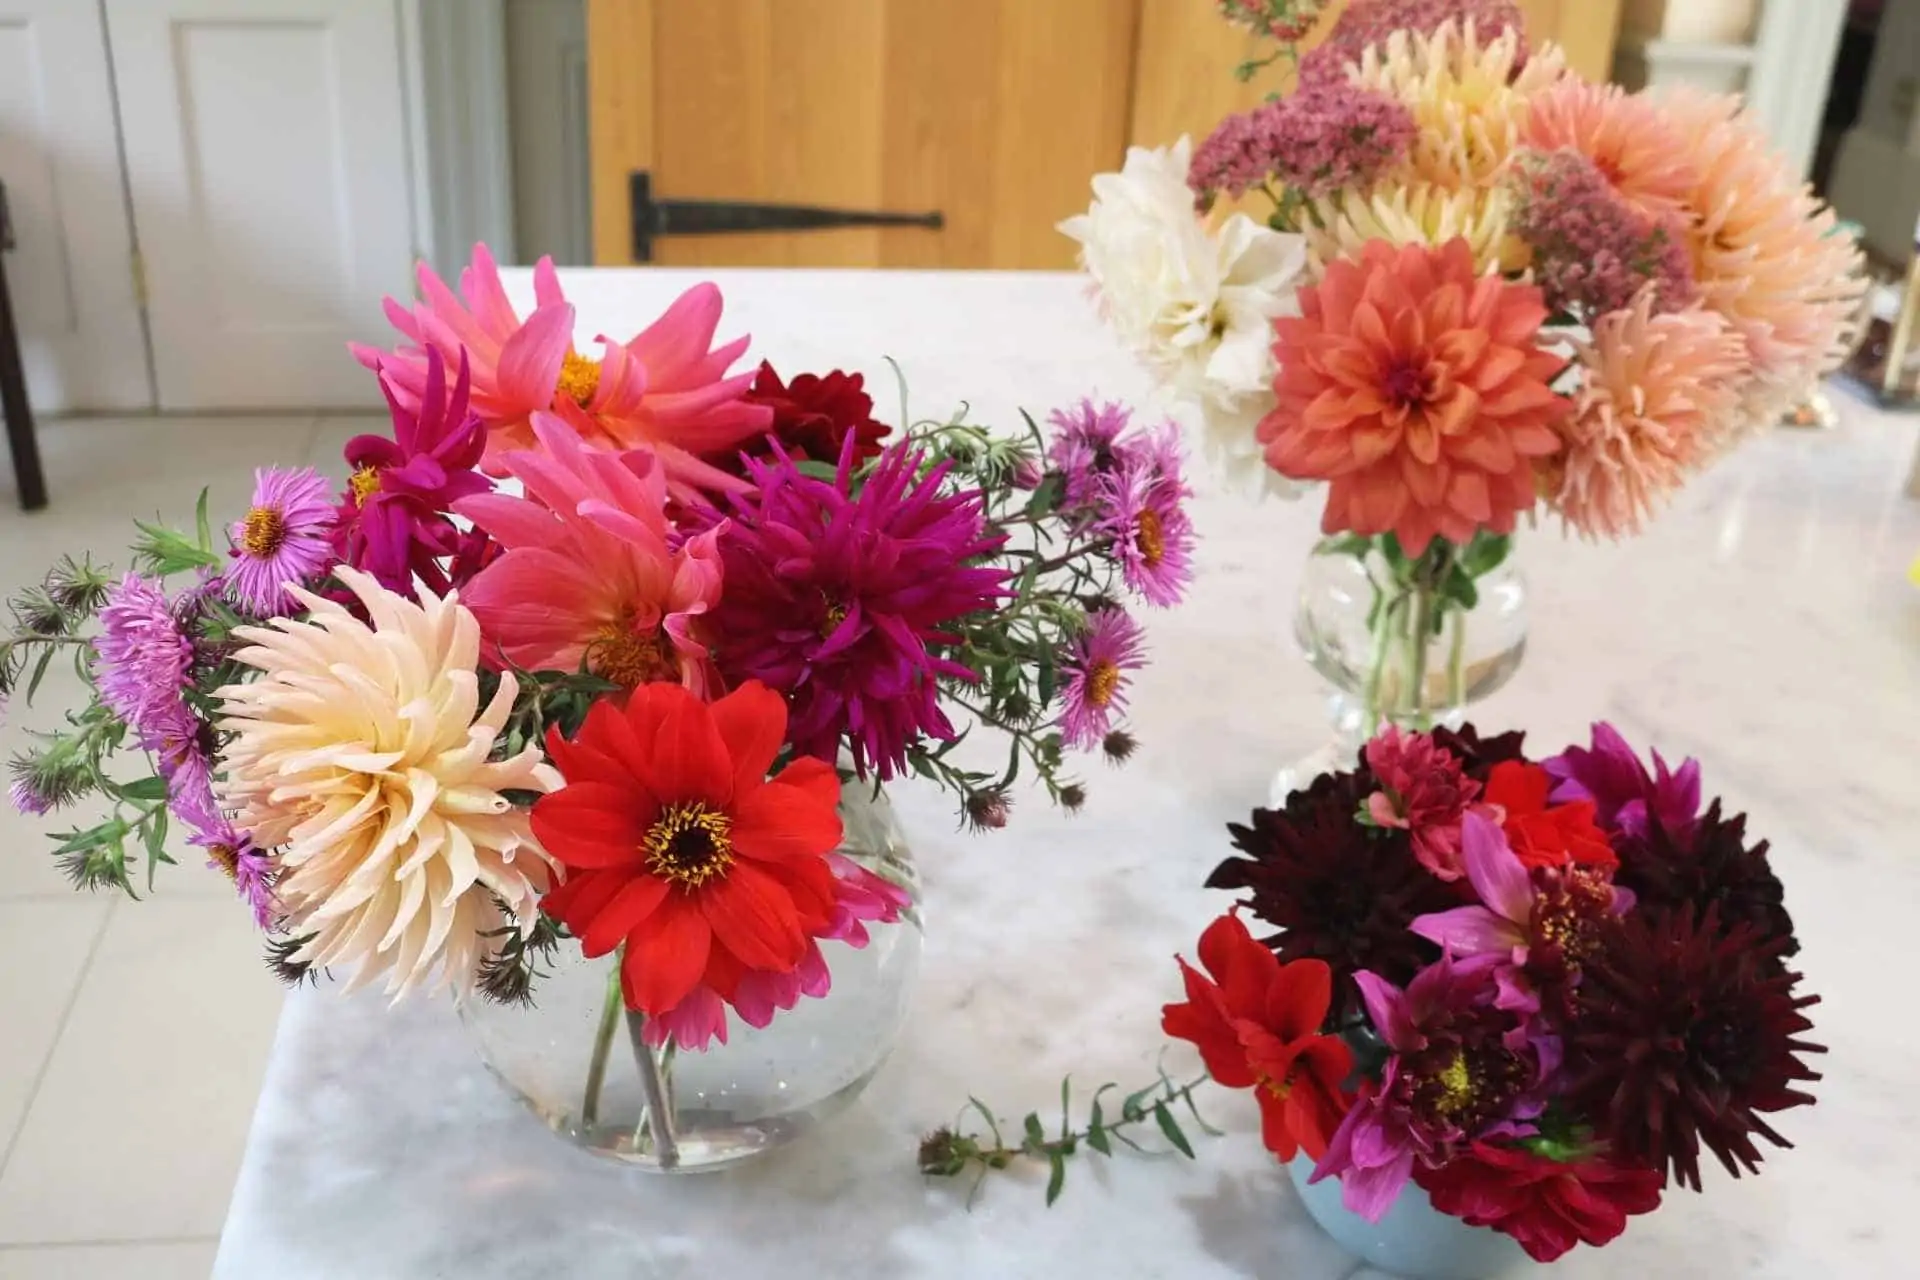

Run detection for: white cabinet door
[[104, 0, 416, 410], [0, 0, 151, 412]]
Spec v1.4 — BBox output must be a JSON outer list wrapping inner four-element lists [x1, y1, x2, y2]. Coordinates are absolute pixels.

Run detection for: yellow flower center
[[1255, 1069, 1293, 1102], [820, 598, 849, 639], [556, 351, 602, 408], [586, 613, 677, 688], [206, 843, 240, 880], [349, 465, 382, 503], [1432, 1052, 1478, 1117], [1136, 509, 1166, 568], [643, 802, 735, 891], [1085, 658, 1121, 709], [241, 506, 288, 558]]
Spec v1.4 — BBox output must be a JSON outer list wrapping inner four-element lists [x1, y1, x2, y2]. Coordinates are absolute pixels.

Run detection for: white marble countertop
[[213, 270, 1920, 1279]]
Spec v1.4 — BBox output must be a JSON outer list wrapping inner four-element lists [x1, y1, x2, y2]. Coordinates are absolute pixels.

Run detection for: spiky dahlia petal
[[1306, 181, 1520, 277]]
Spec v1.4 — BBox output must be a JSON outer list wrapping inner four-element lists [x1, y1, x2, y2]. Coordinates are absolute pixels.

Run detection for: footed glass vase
[[1277, 533, 1527, 802], [462, 782, 922, 1171], [1287, 1157, 1534, 1280]]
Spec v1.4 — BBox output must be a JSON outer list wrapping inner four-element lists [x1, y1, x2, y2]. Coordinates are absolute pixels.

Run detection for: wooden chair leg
[[0, 246, 47, 512]]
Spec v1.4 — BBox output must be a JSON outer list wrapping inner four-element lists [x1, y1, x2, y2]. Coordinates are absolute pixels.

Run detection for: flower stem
[[580, 958, 623, 1129], [625, 1010, 680, 1169]]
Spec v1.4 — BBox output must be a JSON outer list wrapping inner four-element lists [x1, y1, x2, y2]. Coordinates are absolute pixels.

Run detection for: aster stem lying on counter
[[919, 1069, 1215, 1206]]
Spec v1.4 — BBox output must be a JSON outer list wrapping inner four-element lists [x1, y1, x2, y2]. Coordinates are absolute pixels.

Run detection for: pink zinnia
[[1190, 82, 1414, 203], [1058, 607, 1148, 751], [226, 467, 336, 616], [1364, 725, 1482, 880], [334, 346, 493, 598], [453, 415, 724, 693], [1095, 446, 1195, 608], [1512, 149, 1695, 322], [707, 444, 1010, 780], [353, 244, 772, 494]]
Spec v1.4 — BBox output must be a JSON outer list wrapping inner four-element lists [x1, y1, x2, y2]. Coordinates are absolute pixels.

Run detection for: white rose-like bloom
[[216, 567, 558, 999], [1060, 137, 1307, 493]]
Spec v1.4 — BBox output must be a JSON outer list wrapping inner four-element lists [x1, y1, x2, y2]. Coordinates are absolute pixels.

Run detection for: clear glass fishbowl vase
[[460, 781, 923, 1172]]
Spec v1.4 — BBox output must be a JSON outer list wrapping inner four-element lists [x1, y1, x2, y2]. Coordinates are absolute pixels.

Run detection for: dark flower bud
[[45, 555, 114, 615], [1058, 782, 1087, 813], [918, 1127, 972, 1177], [963, 789, 1011, 832], [1001, 690, 1036, 724], [1101, 729, 1137, 764]]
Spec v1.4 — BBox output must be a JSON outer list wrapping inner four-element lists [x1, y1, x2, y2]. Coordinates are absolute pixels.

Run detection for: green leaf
[[1022, 1111, 1047, 1153], [1086, 1088, 1113, 1156], [195, 488, 214, 553], [143, 806, 170, 874], [1314, 533, 1373, 561], [1120, 1082, 1157, 1123], [51, 818, 130, 856], [793, 460, 841, 483], [1153, 1102, 1195, 1159], [1459, 532, 1512, 578], [1024, 475, 1063, 521], [120, 775, 170, 801], [1379, 533, 1410, 570], [1059, 1075, 1073, 1141], [26, 647, 55, 701], [1036, 659, 1055, 708], [1045, 1149, 1067, 1206]]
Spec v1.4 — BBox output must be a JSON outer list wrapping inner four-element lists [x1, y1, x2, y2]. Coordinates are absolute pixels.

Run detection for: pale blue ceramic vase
[[1287, 1156, 1536, 1280]]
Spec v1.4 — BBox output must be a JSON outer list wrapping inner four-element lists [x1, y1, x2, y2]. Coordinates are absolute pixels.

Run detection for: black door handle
[[629, 171, 942, 262]]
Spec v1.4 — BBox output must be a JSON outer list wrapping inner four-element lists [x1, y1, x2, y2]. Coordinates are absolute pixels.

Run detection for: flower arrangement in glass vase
[[1063, 0, 1866, 761], [0, 245, 1199, 1170], [923, 722, 1822, 1275]]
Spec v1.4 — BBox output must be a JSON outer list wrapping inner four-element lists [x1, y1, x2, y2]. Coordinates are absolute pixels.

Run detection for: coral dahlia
[[1260, 238, 1569, 554]]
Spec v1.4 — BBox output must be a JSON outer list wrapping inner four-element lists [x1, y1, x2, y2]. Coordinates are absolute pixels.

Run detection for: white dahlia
[[216, 568, 557, 999]]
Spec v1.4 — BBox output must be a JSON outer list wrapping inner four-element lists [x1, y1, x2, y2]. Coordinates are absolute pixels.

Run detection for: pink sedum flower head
[[708, 442, 1010, 780], [1191, 83, 1415, 204], [227, 467, 336, 616], [455, 414, 724, 694], [1058, 606, 1149, 751], [335, 346, 494, 598], [1365, 725, 1483, 880], [352, 244, 772, 495], [1512, 149, 1696, 322], [215, 568, 557, 1000]]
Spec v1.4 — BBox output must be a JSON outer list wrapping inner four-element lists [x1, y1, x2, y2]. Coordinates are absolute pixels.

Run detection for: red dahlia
[[1415, 1139, 1664, 1262], [727, 361, 891, 472]]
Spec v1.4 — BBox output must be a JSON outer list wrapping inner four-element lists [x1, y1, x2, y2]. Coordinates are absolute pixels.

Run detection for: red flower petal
[[640, 684, 732, 807], [1195, 912, 1280, 1019], [579, 875, 670, 956], [541, 867, 627, 933], [621, 897, 712, 1014], [701, 859, 807, 973], [731, 778, 843, 861], [1265, 957, 1335, 1043], [531, 783, 650, 870], [708, 680, 788, 797], [771, 755, 841, 812], [1162, 957, 1257, 1088]]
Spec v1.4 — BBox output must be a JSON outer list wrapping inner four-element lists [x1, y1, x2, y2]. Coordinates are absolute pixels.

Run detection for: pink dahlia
[[454, 415, 724, 693], [1191, 83, 1414, 203], [353, 245, 772, 493], [1549, 292, 1745, 540], [1523, 80, 1698, 222], [708, 444, 1010, 780], [1260, 238, 1569, 554], [227, 468, 336, 616], [1512, 149, 1695, 321], [334, 346, 493, 598], [1058, 607, 1148, 750], [1365, 725, 1482, 880]]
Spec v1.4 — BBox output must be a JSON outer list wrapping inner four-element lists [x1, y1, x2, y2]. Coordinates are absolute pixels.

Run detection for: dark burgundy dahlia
[[1565, 904, 1824, 1191], [1612, 800, 1797, 962], [1430, 722, 1530, 782], [1210, 766, 1454, 1015]]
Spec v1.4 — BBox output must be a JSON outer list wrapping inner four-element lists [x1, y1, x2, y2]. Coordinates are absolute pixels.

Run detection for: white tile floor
[[0, 413, 380, 1277]]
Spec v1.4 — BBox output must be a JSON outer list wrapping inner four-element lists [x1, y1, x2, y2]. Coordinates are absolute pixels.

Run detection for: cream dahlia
[[1659, 89, 1865, 421], [1523, 79, 1698, 221], [1060, 138, 1307, 482], [1260, 237, 1569, 554], [216, 568, 557, 999], [1306, 180, 1521, 276], [1350, 19, 1566, 191], [1548, 292, 1745, 541]]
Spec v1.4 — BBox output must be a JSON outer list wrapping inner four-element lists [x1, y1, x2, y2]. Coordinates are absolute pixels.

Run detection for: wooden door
[[104, 0, 416, 409], [0, 0, 150, 411], [587, 0, 1139, 268]]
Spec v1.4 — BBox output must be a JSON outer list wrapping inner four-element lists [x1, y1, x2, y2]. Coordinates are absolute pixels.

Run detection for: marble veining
[[212, 270, 1920, 1279]]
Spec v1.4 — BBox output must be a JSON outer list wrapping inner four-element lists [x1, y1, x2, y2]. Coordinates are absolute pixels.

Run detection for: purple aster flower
[[335, 347, 494, 598], [190, 818, 276, 929], [709, 441, 1010, 780], [1047, 399, 1142, 512], [1310, 948, 1555, 1222], [1058, 606, 1148, 750], [1096, 450, 1196, 608], [227, 466, 336, 615], [8, 767, 51, 816], [1543, 721, 1700, 841], [144, 701, 221, 834], [93, 573, 194, 735], [1412, 812, 1634, 1027]]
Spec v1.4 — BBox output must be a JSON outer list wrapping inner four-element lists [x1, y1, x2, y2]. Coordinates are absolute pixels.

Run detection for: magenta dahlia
[[708, 443, 1010, 778], [334, 347, 493, 598]]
